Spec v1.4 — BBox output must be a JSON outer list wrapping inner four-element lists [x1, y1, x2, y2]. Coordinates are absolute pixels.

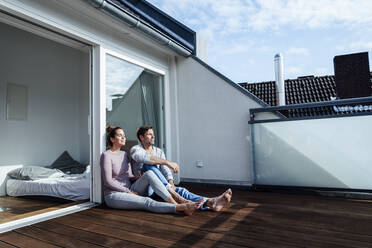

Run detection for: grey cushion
[[7, 166, 62, 180], [48, 151, 87, 174]]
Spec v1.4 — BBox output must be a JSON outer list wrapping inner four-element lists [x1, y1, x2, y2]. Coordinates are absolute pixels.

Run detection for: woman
[[101, 126, 201, 215]]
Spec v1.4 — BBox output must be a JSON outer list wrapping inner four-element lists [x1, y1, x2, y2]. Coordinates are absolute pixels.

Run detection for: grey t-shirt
[[130, 144, 174, 181], [100, 150, 134, 195]]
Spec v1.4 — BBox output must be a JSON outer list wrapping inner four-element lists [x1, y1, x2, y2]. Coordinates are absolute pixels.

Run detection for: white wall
[[0, 22, 89, 166], [175, 57, 263, 185], [196, 34, 208, 63]]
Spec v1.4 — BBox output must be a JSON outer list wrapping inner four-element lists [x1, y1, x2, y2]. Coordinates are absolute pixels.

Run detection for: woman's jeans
[[104, 170, 176, 213]]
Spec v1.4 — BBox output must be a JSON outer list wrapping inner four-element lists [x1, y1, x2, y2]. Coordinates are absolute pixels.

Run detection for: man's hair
[[136, 125, 153, 141]]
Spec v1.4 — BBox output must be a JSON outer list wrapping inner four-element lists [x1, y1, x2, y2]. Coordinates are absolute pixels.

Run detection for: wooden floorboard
[[1, 186, 372, 247], [0, 231, 61, 248], [34, 221, 148, 248], [0, 240, 18, 248], [0, 196, 83, 224]]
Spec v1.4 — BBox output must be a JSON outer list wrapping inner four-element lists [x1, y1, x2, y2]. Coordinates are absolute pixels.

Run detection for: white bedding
[[6, 171, 90, 201]]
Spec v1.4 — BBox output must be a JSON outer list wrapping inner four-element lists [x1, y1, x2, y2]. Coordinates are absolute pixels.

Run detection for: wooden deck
[[1, 186, 372, 247], [0, 196, 77, 224]]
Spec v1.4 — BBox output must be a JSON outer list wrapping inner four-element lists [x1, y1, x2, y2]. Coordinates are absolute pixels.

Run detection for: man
[[130, 125, 232, 211]]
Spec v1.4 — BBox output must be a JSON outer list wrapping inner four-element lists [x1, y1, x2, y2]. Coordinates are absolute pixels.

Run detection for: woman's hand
[[135, 172, 143, 180]]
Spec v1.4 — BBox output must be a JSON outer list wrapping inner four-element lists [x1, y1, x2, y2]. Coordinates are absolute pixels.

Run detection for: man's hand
[[167, 162, 179, 173], [129, 190, 138, 195], [149, 155, 179, 173]]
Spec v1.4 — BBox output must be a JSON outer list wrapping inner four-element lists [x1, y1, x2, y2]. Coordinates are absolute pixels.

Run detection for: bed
[[3, 151, 90, 201], [6, 168, 90, 201]]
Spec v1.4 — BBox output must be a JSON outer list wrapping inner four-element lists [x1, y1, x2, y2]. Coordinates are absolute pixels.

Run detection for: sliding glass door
[[105, 53, 165, 152]]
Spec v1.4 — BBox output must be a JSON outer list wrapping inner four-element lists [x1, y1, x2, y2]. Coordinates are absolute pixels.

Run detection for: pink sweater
[[100, 150, 135, 195]]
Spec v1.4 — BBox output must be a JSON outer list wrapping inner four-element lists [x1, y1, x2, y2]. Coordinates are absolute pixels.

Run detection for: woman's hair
[[106, 125, 122, 149]]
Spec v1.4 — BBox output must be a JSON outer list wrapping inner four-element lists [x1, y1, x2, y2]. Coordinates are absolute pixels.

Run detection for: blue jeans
[[141, 164, 170, 196], [141, 164, 209, 210], [175, 187, 209, 210]]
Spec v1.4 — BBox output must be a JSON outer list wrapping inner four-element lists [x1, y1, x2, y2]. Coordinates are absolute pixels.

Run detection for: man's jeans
[[141, 164, 209, 210]]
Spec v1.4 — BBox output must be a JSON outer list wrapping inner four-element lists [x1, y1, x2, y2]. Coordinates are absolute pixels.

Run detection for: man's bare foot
[[179, 199, 203, 216], [207, 189, 232, 212]]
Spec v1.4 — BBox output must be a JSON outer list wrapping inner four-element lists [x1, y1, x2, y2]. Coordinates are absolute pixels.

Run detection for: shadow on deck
[[1, 185, 372, 247]]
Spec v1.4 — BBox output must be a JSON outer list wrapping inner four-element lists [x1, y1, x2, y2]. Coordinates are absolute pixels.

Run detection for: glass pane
[[105, 54, 164, 152], [0, 21, 91, 224], [252, 115, 372, 190]]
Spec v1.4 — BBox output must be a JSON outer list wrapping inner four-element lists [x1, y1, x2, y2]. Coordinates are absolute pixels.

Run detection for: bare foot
[[226, 188, 232, 196], [208, 189, 232, 212], [182, 199, 203, 216]]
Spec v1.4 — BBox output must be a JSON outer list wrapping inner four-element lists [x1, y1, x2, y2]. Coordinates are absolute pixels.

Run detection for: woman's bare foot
[[177, 199, 203, 215], [207, 188, 232, 212]]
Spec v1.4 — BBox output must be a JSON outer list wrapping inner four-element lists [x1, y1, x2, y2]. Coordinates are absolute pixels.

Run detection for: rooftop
[[2, 185, 372, 247], [240, 73, 372, 118], [240, 73, 372, 106]]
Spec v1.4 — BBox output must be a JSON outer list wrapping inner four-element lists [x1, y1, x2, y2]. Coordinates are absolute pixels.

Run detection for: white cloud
[[259, 45, 274, 53], [335, 44, 346, 51], [214, 40, 255, 55], [349, 41, 372, 50], [315, 67, 331, 75], [248, 0, 372, 31], [286, 66, 303, 75], [149, 0, 372, 34], [246, 59, 255, 65], [287, 47, 310, 56]]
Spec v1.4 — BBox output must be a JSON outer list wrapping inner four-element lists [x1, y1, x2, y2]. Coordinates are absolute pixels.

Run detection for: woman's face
[[111, 129, 126, 147]]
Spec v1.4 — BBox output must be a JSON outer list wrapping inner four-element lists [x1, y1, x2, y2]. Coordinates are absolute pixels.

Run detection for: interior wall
[[0, 22, 89, 166], [175, 57, 264, 184], [78, 52, 90, 165]]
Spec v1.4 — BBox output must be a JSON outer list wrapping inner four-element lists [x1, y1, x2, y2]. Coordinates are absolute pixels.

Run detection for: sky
[[147, 0, 372, 84]]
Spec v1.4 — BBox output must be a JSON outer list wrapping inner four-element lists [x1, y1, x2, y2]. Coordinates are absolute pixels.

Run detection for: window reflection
[[105, 54, 165, 152]]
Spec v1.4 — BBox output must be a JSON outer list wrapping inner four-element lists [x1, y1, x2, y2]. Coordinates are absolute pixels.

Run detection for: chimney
[[333, 52, 371, 99], [274, 53, 286, 105]]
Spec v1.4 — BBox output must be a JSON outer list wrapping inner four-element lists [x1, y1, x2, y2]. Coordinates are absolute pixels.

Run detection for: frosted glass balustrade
[[252, 115, 372, 190]]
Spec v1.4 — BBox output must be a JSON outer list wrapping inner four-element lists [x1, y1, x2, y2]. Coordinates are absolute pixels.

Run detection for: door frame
[[92, 47, 171, 203]]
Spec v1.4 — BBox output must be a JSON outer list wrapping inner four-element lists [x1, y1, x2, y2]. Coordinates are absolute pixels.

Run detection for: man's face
[[141, 128, 155, 146]]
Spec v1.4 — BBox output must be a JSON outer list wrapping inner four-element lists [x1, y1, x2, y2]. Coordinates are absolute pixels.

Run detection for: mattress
[[6, 172, 90, 201]]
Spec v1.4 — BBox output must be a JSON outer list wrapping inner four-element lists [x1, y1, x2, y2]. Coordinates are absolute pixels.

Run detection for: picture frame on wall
[[6, 83, 28, 121]]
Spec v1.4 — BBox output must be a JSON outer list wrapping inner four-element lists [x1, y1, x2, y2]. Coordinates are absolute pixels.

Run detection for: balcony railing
[[249, 96, 372, 191]]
